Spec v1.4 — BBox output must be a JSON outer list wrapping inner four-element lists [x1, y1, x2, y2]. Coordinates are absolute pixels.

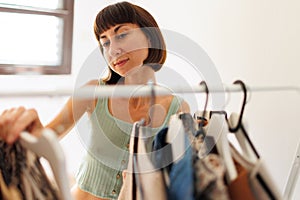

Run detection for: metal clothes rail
[[0, 84, 300, 98]]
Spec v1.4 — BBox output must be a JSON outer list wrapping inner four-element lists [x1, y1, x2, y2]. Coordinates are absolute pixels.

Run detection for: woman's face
[[99, 23, 149, 76]]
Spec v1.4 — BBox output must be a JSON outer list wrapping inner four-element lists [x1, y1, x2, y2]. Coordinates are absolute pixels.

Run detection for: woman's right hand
[[0, 107, 44, 144]]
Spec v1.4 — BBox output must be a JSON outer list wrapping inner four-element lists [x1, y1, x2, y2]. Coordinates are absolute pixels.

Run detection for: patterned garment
[[193, 154, 230, 200], [0, 140, 60, 200], [179, 113, 230, 200]]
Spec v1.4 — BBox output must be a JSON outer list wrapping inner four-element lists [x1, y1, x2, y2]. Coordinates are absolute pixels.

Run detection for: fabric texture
[[118, 122, 167, 200], [179, 113, 230, 200], [76, 81, 183, 199], [152, 116, 194, 200], [0, 172, 22, 200], [229, 144, 281, 200], [0, 140, 60, 200], [227, 161, 257, 200]]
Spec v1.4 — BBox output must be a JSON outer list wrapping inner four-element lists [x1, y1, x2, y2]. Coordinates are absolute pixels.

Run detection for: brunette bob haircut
[[94, 1, 167, 84]]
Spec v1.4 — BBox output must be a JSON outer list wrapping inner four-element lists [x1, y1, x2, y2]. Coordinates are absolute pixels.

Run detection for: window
[[0, 0, 74, 74]]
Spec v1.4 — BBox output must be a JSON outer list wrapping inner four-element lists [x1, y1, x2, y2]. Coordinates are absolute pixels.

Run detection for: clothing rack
[[0, 84, 300, 98], [1, 83, 300, 199]]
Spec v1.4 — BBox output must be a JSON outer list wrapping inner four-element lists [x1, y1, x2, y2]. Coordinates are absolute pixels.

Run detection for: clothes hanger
[[119, 119, 145, 200], [192, 80, 281, 198], [165, 114, 185, 164], [193, 81, 218, 156], [195, 81, 237, 183], [164, 80, 186, 164], [132, 119, 144, 200], [196, 81, 209, 130], [206, 112, 238, 183], [227, 80, 260, 161], [228, 80, 282, 200], [228, 113, 258, 163], [19, 128, 73, 200]]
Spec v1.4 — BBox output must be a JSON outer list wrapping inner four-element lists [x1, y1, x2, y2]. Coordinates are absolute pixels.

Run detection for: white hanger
[[19, 128, 73, 200], [166, 114, 185, 164], [206, 114, 237, 183], [228, 113, 283, 199], [228, 112, 258, 163]]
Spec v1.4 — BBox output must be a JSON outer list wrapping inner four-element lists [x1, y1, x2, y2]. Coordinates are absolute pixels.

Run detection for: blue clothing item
[[152, 125, 195, 200]]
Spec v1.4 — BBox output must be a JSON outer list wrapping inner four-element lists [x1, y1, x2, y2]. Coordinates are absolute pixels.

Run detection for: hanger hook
[[230, 80, 247, 132], [198, 81, 209, 127]]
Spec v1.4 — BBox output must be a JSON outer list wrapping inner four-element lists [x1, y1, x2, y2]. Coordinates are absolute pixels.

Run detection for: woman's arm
[[46, 79, 99, 138], [0, 80, 98, 143]]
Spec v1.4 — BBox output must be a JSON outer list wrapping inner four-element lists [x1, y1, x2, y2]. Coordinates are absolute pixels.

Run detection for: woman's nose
[[108, 41, 122, 57]]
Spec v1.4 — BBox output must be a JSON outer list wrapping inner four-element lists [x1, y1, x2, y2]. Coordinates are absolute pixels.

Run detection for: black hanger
[[200, 81, 209, 119], [193, 81, 220, 155], [198, 81, 209, 128], [230, 80, 278, 199], [228, 80, 247, 133], [192, 81, 209, 136], [198, 80, 277, 199], [229, 80, 260, 158]]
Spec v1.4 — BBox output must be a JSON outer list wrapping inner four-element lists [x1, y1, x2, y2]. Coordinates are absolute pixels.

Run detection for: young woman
[[0, 2, 189, 199]]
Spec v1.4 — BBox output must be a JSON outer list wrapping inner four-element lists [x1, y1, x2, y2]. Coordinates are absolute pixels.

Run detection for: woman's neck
[[124, 65, 156, 85]]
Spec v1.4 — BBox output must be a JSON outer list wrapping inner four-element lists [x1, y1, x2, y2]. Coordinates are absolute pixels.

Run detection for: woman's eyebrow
[[113, 25, 123, 33], [100, 25, 125, 39]]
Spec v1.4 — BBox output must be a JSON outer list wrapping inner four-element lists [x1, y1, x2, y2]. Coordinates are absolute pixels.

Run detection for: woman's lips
[[114, 58, 129, 67]]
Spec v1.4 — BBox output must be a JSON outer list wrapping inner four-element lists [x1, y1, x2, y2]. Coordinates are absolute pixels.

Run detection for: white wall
[[140, 1, 300, 198], [1, 0, 300, 198]]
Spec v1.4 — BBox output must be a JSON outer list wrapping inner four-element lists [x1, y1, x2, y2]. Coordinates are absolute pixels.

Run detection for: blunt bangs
[[94, 2, 138, 41]]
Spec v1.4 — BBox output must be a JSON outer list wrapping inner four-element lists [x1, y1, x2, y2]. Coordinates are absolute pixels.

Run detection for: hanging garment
[[0, 140, 60, 200], [227, 160, 257, 200], [180, 113, 230, 200], [0, 171, 22, 200], [228, 143, 282, 200], [152, 126, 194, 200], [118, 121, 167, 200], [226, 112, 282, 200], [193, 111, 282, 200], [193, 154, 230, 200]]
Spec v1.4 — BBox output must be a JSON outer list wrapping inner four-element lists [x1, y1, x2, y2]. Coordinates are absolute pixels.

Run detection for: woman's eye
[[102, 41, 110, 48], [116, 32, 128, 40]]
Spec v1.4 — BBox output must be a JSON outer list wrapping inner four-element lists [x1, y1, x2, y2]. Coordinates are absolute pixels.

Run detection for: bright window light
[[0, 0, 74, 74], [0, 0, 62, 9], [0, 12, 63, 66]]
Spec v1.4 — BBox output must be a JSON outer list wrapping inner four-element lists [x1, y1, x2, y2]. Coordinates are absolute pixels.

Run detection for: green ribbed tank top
[[75, 84, 182, 199]]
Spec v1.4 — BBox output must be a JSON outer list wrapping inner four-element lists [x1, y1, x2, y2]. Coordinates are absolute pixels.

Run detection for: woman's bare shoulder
[[164, 95, 190, 114], [157, 95, 190, 113], [84, 79, 100, 86], [178, 99, 190, 114]]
